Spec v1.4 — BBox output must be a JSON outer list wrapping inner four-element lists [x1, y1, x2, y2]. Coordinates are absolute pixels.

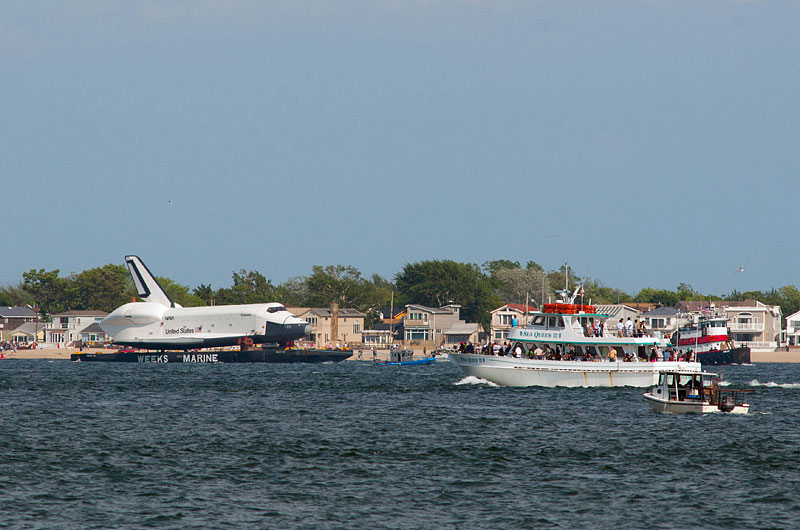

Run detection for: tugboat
[[642, 370, 752, 414], [671, 314, 750, 365]]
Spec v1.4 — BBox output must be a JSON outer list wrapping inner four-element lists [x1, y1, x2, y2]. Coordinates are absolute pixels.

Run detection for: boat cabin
[[651, 371, 752, 411], [653, 372, 716, 402]]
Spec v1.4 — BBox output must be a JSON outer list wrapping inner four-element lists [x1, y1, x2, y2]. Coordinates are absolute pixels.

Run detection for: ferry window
[[548, 316, 556, 328], [557, 317, 564, 328], [533, 316, 545, 326]]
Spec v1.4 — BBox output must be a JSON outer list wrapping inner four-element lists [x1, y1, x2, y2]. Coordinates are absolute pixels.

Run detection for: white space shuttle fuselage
[[100, 256, 310, 350]]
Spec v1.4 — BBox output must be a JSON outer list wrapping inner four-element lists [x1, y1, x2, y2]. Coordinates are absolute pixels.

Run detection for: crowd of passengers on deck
[[454, 341, 696, 363], [580, 316, 652, 338], [528, 314, 657, 339]]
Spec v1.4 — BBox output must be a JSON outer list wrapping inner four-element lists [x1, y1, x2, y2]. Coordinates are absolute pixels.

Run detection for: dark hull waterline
[[71, 348, 353, 363]]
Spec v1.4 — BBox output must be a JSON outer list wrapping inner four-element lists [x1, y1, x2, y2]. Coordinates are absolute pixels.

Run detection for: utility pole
[[389, 290, 394, 350], [331, 301, 339, 347]]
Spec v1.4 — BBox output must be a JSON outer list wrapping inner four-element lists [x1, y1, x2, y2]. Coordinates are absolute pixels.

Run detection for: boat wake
[[455, 376, 498, 387], [746, 379, 800, 389]]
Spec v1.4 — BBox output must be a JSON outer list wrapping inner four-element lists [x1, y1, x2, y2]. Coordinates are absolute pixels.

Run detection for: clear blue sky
[[2, 1, 797, 296]]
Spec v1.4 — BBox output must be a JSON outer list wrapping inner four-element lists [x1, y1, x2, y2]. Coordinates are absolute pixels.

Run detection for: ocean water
[[1, 360, 799, 529]]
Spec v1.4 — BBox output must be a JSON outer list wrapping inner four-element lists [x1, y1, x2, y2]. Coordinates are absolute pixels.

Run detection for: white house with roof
[[0, 306, 40, 343], [594, 304, 641, 330], [8, 322, 46, 346], [401, 304, 481, 349], [641, 306, 680, 338], [786, 310, 800, 347], [45, 310, 108, 346], [289, 307, 365, 347]]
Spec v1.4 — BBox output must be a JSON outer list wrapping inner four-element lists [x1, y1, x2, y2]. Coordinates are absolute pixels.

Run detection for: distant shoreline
[[4, 347, 800, 363]]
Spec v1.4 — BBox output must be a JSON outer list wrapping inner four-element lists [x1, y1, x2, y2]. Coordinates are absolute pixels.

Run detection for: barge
[[71, 347, 353, 363]]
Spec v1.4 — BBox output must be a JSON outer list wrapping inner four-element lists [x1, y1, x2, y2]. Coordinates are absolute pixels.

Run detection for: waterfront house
[[360, 322, 394, 349], [785, 309, 800, 347], [290, 307, 365, 347], [8, 322, 46, 346], [79, 323, 109, 346], [641, 306, 680, 338], [0, 306, 40, 342], [44, 310, 108, 346], [490, 304, 538, 343], [594, 304, 641, 331], [443, 322, 482, 346], [401, 304, 483, 350]]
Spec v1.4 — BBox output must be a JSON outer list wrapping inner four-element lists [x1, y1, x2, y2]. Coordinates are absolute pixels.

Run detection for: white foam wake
[[746, 379, 800, 389], [455, 376, 498, 387]]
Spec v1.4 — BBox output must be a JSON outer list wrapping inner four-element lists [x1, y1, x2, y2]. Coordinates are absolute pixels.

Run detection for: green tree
[[525, 260, 544, 272], [634, 287, 679, 307], [216, 269, 274, 305], [494, 267, 551, 307], [546, 264, 582, 295], [583, 278, 632, 305], [676, 283, 699, 301], [22, 269, 72, 316], [193, 283, 215, 305], [273, 276, 311, 307], [157, 277, 204, 307], [482, 259, 521, 278], [0, 283, 35, 307], [73, 264, 135, 312], [306, 265, 370, 308], [776, 286, 800, 324], [395, 260, 499, 328]]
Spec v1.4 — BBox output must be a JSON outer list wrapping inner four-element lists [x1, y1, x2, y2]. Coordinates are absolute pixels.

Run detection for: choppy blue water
[[1, 360, 799, 529]]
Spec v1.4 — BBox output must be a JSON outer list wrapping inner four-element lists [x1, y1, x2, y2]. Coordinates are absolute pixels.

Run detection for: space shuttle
[[100, 256, 311, 350]]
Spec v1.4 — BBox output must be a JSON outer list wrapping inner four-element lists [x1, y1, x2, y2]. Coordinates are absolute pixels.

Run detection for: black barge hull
[[697, 346, 751, 365], [71, 348, 353, 364]]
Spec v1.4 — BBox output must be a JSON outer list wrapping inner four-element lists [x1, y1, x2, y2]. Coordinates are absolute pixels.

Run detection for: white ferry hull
[[448, 354, 700, 388]]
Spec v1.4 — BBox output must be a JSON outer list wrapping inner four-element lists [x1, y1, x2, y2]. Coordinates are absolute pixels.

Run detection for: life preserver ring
[[543, 303, 577, 314]]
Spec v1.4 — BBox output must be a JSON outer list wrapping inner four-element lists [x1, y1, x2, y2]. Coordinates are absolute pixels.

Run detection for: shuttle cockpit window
[[267, 306, 287, 313]]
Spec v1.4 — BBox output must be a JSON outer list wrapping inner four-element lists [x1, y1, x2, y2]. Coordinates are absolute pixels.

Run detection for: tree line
[[2, 259, 798, 329]]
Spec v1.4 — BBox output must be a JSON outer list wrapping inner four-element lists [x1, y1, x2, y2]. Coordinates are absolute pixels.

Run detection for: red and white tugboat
[[671, 315, 750, 365]]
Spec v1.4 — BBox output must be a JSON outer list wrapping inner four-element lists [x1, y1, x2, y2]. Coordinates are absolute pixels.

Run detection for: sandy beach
[[1, 347, 114, 360]]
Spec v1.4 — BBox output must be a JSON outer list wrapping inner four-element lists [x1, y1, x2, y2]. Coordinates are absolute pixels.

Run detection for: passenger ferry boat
[[671, 314, 750, 365], [448, 286, 700, 388], [642, 370, 752, 414]]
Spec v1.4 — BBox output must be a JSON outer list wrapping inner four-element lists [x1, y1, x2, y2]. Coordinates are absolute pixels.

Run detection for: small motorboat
[[643, 370, 752, 414], [373, 356, 436, 366]]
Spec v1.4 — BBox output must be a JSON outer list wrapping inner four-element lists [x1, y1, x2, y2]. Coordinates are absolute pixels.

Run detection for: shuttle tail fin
[[125, 255, 175, 307]]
